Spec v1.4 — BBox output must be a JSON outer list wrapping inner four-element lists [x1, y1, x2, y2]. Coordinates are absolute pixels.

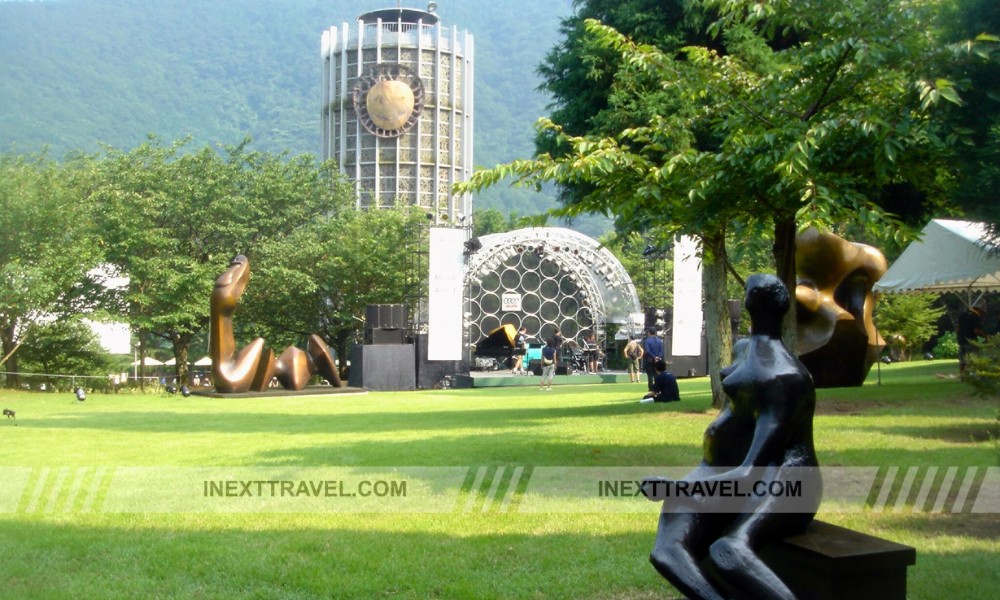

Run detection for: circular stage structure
[[465, 227, 642, 348]]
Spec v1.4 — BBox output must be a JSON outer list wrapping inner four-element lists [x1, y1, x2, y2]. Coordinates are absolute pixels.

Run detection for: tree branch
[[802, 42, 854, 121]]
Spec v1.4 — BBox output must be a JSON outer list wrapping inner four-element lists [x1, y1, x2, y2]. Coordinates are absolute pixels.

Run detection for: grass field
[[0, 361, 996, 599]]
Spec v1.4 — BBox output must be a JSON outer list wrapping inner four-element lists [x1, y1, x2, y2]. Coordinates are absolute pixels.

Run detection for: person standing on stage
[[551, 327, 565, 367], [512, 326, 528, 375]]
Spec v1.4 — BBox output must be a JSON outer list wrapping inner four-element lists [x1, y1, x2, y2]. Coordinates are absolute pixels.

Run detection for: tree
[[537, 1, 717, 153], [462, 0, 986, 406], [472, 207, 521, 237], [963, 336, 1000, 396], [876, 294, 945, 361], [239, 203, 427, 376], [0, 153, 103, 387], [939, 0, 1000, 237], [90, 137, 351, 385], [17, 317, 114, 382]]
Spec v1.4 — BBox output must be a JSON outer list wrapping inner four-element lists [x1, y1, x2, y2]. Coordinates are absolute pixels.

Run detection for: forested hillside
[[0, 0, 576, 218]]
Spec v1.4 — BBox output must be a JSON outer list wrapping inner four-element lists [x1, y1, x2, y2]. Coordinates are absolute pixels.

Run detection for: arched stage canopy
[[464, 227, 642, 345], [873, 219, 1000, 295]]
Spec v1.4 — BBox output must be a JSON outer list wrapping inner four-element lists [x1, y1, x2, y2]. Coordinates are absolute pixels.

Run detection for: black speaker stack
[[364, 304, 406, 345]]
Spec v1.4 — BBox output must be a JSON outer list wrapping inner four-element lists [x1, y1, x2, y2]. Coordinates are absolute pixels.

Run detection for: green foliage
[[239, 203, 427, 370], [598, 231, 674, 309], [938, 0, 1000, 236], [964, 336, 1000, 396], [17, 317, 114, 377], [933, 331, 960, 359], [876, 294, 946, 361], [469, 0, 982, 275], [472, 208, 518, 237], [89, 137, 354, 383], [0, 152, 103, 384]]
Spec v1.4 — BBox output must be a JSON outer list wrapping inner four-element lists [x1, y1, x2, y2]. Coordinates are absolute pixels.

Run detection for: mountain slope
[[0, 0, 576, 217]]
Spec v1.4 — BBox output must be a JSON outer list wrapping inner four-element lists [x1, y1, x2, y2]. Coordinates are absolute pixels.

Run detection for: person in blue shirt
[[539, 338, 557, 390], [641, 359, 680, 403], [641, 328, 664, 391]]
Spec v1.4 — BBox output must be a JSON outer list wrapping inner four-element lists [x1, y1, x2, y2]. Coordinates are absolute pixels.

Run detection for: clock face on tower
[[352, 64, 424, 138]]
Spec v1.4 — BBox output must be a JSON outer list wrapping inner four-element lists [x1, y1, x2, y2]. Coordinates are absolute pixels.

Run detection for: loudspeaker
[[348, 344, 415, 391], [365, 328, 405, 345], [365, 304, 406, 329]]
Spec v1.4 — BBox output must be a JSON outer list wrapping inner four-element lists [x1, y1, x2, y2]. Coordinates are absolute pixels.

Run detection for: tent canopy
[[130, 357, 164, 366], [160, 356, 212, 366], [873, 219, 1000, 294]]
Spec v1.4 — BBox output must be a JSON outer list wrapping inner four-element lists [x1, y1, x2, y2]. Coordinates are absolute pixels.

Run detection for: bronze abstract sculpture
[[795, 228, 887, 387], [642, 274, 821, 600], [210, 255, 342, 392]]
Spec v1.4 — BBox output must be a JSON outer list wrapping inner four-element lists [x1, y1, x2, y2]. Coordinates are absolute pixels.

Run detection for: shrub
[[933, 331, 960, 359], [964, 336, 1000, 396], [876, 294, 945, 361]]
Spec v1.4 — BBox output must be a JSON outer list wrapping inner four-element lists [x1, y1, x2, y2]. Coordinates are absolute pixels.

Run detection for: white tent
[[162, 357, 212, 366], [873, 219, 1000, 295], [130, 357, 164, 367]]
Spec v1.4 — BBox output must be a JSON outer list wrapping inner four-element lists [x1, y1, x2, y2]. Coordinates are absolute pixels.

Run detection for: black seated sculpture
[[641, 274, 821, 600]]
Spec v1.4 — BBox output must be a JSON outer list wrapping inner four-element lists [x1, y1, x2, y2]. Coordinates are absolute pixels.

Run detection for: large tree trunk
[[138, 336, 147, 391], [172, 333, 191, 385], [702, 232, 732, 409], [1, 324, 20, 389], [773, 215, 798, 353]]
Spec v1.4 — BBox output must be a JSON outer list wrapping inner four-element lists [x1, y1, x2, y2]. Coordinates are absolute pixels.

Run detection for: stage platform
[[457, 370, 634, 388]]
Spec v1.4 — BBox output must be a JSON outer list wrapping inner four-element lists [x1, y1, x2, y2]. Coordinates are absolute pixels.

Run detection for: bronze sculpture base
[[193, 385, 365, 399]]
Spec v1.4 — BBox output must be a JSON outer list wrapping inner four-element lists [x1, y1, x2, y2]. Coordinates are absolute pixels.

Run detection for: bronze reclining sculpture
[[210, 254, 342, 392]]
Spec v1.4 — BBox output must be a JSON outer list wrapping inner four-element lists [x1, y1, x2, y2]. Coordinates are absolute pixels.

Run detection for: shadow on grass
[[884, 513, 1000, 540], [864, 421, 999, 444], [19, 399, 705, 435], [245, 432, 701, 466], [0, 515, 993, 599], [0, 517, 665, 599]]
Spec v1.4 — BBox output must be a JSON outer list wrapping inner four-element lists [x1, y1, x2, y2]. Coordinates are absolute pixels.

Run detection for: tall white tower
[[322, 5, 474, 226]]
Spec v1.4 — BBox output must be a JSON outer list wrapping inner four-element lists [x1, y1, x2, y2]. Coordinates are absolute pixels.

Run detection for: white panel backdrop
[[428, 228, 467, 360], [671, 235, 703, 356]]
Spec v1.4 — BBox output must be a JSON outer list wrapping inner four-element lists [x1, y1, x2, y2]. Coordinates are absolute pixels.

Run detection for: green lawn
[[0, 361, 996, 599]]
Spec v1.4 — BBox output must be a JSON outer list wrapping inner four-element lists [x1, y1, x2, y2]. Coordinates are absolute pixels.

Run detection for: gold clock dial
[[353, 64, 424, 138], [366, 80, 415, 131]]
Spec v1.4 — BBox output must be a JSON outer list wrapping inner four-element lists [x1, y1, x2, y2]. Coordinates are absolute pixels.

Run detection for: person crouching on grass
[[640, 359, 679, 403]]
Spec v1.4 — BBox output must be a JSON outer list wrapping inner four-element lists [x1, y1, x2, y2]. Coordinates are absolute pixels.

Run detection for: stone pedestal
[[761, 520, 916, 600]]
